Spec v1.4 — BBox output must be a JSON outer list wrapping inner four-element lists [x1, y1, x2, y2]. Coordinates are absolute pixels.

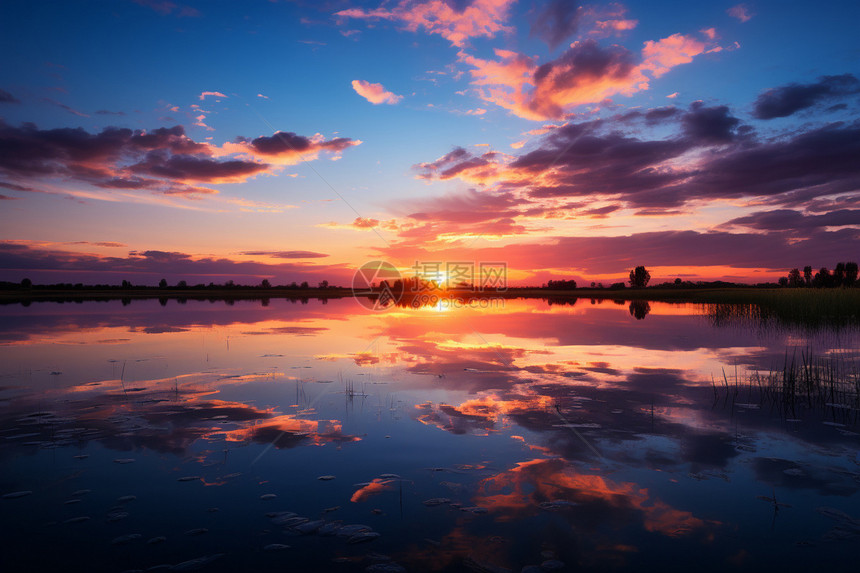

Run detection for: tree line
[[779, 262, 858, 288], [3, 278, 338, 291]]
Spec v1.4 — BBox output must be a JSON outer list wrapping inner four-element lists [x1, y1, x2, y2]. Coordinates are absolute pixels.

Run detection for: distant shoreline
[[1, 285, 857, 305]]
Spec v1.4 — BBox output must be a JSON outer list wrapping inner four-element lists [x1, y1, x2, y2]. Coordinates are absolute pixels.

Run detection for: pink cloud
[[594, 18, 638, 33], [640, 33, 707, 78], [727, 4, 754, 23], [460, 32, 710, 120], [351, 79, 403, 105], [336, 0, 514, 48], [198, 91, 227, 100]]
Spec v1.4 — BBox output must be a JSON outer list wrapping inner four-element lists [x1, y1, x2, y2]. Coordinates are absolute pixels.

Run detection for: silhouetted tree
[[834, 262, 846, 287], [546, 279, 577, 289], [674, 278, 682, 285], [787, 268, 802, 287], [813, 267, 831, 288], [159, 278, 168, 288], [778, 277, 789, 287], [21, 278, 32, 288], [122, 280, 132, 289], [177, 280, 187, 288], [803, 266, 813, 286], [846, 262, 858, 287], [318, 280, 329, 288], [629, 300, 651, 320], [261, 279, 271, 289], [300, 281, 309, 289], [628, 266, 651, 288]]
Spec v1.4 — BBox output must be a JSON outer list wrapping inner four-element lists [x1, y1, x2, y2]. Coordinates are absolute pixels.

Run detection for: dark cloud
[[95, 109, 126, 116], [644, 105, 679, 124], [724, 208, 860, 231], [0, 122, 356, 198], [581, 204, 621, 218], [42, 98, 89, 117], [128, 150, 267, 182], [239, 131, 356, 156], [752, 74, 860, 119], [415, 108, 860, 211], [0, 241, 354, 285], [530, 0, 583, 49], [240, 250, 330, 259], [0, 89, 20, 104], [681, 101, 741, 144]]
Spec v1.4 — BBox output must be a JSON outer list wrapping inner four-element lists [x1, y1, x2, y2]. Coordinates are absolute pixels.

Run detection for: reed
[[713, 348, 860, 422]]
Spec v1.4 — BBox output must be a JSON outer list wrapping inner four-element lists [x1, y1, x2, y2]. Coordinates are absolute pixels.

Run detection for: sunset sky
[[1, 0, 858, 286]]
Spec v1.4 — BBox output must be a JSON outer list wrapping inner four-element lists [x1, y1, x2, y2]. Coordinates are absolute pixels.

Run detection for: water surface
[[1, 297, 859, 572]]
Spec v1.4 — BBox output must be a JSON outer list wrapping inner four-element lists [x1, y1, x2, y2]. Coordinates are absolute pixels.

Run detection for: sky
[[0, 0, 859, 287]]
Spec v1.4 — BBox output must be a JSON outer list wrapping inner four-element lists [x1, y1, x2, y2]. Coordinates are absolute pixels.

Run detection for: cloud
[[127, 152, 267, 183], [723, 209, 860, 232], [378, 228, 860, 277], [336, 0, 515, 48], [134, 1, 200, 17], [351, 80, 403, 105], [240, 250, 330, 259], [529, 0, 583, 49], [727, 4, 754, 23], [411, 103, 860, 214], [389, 188, 532, 245], [680, 101, 740, 144], [460, 33, 710, 120], [42, 98, 90, 117], [220, 131, 360, 165], [0, 89, 20, 104], [752, 74, 860, 119], [0, 242, 354, 285], [198, 91, 227, 100], [0, 122, 359, 200]]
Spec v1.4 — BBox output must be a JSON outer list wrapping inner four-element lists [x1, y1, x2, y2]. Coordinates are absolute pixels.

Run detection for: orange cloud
[[460, 33, 711, 120], [473, 458, 715, 536], [640, 33, 707, 78], [351, 79, 403, 105], [336, 0, 514, 48]]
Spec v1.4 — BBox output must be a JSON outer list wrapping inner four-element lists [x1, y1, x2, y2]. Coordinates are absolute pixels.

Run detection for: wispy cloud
[[727, 4, 754, 23], [336, 0, 515, 48], [351, 80, 403, 105]]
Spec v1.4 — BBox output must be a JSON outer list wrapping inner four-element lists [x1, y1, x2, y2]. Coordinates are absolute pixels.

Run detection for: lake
[[1, 296, 859, 572]]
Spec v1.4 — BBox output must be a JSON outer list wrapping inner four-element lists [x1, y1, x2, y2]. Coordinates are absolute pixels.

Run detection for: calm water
[[1, 297, 859, 572]]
